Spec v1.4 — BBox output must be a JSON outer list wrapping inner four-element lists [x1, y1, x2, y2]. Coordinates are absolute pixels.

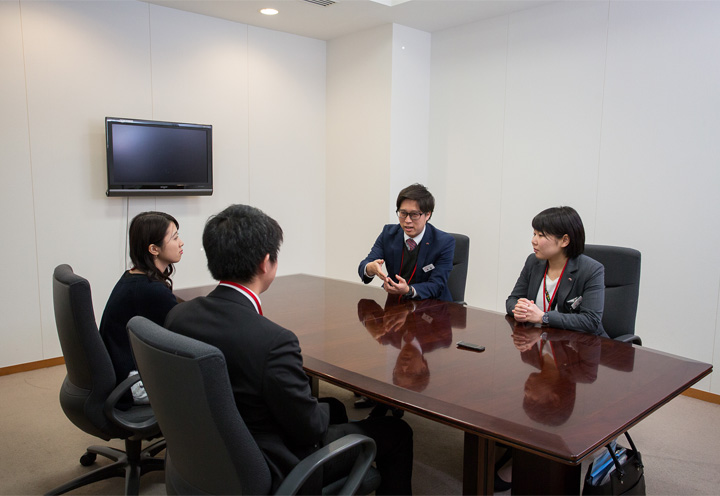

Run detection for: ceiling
[[141, 0, 554, 41]]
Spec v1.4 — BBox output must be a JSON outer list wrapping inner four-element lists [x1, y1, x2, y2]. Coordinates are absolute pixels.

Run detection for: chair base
[[46, 438, 165, 496]]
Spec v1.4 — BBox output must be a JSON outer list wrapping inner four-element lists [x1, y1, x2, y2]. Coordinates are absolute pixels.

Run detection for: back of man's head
[[203, 204, 283, 283]]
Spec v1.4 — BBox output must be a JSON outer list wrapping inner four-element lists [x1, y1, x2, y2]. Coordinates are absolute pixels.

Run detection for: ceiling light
[[260, 8, 279, 16]]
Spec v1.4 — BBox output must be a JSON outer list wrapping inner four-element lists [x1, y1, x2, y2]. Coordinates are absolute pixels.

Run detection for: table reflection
[[357, 295, 464, 392], [510, 322, 601, 426]]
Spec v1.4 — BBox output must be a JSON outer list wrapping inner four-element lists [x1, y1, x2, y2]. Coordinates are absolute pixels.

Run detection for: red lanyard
[[399, 250, 418, 285], [542, 260, 568, 312], [397, 247, 418, 302], [219, 281, 263, 315]]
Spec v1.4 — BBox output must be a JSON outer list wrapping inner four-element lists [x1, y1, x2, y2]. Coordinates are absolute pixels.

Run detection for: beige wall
[[325, 24, 393, 283], [428, 1, 720, 393], [3, 0, 719, 395], [0, 0, 326, 367]]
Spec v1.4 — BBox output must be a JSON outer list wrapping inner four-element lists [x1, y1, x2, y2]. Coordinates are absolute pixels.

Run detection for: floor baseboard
[[682, 387, 720, 405], [0, 357, 65, 376]]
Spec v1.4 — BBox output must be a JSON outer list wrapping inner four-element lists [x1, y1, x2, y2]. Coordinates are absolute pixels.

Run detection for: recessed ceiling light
[[260, 8, 279, 16]]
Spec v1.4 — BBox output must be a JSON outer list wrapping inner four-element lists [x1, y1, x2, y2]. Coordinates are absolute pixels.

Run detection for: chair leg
[[124, 462, 142, 496], [45, 438, 165, 496], [143, 438, 167, 458], [138, 439, 165, 478], [45, 459, 127, 495], [87, 445, 126, 463]]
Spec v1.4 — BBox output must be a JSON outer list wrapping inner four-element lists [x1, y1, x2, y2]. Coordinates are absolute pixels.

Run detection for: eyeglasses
[[397, 210, 426, 221]]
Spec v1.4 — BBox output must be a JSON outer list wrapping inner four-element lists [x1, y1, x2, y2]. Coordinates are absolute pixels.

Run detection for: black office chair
[[47, 264, 165, 496], [127, 315, 380, 495], [447, 232, 470, 304], [583, 245, 642, 345]]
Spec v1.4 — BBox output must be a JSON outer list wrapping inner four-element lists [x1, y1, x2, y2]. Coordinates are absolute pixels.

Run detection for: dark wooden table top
[[175, 274, 712, 465]]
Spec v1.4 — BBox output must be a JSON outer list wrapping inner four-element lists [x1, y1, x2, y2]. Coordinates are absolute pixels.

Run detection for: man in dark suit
[[165, 204, 413, 494], [359, 183, 455, 302]]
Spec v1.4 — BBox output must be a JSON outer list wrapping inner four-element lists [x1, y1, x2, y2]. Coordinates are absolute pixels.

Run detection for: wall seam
[[495, 13, 511, 311], [18, 0, 46, 358], [593, 1, 612, 243], [147, 2, 154, 119], [246, 25, 252, 204], [711, 275, 720, 393]]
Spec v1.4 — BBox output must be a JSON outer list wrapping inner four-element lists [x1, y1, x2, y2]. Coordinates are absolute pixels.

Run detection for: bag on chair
[[582, 432, 645, 495]]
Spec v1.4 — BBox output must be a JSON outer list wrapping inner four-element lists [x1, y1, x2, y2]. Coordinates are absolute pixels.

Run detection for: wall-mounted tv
[[105, 117, 213, 197]]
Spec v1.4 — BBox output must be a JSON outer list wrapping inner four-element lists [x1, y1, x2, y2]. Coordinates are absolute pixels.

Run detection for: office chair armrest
[[103, 374, 159, 435], [275, 434, 377, 496], [614, 334, 643, 346]]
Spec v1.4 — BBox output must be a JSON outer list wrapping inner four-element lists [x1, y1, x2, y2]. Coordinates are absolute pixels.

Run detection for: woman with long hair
[[99, 211, 183, 408]]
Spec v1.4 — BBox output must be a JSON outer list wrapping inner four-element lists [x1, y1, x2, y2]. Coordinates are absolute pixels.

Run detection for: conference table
[[174, 274, 712, 495]]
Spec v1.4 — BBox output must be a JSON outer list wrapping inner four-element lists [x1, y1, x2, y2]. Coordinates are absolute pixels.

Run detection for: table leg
[[309, 375, 319, 397], [463, 432, 495, 495], [512, 450, 582, 495]]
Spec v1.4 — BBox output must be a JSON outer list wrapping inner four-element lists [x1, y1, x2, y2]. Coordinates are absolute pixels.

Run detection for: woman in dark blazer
[[506, 206, 607, 337]]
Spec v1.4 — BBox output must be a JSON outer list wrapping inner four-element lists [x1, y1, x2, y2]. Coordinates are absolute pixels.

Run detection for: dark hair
[[203, 204, 283, 283], [532, 206, 585, 258], [523, 372, 576, 426], [396, 183, 435, 214], [128, 211, 179, 289]]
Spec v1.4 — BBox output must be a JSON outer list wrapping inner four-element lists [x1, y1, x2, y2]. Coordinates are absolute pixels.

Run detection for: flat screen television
[[105, 117, 213, 196]]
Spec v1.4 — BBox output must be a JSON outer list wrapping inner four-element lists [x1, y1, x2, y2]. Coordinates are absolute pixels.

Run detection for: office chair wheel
[[79, 452, 97, 466]]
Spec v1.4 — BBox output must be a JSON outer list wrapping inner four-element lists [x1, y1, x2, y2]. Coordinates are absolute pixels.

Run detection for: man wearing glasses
[[358, 183, 455, 302]]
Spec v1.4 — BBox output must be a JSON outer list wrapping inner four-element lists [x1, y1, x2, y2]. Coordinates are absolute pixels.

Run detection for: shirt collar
[[403, 226, 426, 245], [219, 282, 262, 314]]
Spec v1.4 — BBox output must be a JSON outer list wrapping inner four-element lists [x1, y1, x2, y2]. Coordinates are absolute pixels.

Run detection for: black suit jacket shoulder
[[164, 285, 329, 487]]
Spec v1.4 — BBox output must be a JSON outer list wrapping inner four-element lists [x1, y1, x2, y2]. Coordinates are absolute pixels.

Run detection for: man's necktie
[[406, 239, 417, 251]]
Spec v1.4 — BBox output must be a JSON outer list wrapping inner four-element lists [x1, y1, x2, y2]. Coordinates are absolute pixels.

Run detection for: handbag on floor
[[582, 432, 645, 495]]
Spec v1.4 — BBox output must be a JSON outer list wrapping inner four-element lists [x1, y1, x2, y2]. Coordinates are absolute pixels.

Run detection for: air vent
[[299, 0, 336, 6]]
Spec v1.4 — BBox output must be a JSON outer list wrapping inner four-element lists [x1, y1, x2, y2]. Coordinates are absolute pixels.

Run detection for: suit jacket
[[358, 223, 455, 301], [164, 285, 329, 490], [506, 254, 608, 337], [357, 297, 453, 352]]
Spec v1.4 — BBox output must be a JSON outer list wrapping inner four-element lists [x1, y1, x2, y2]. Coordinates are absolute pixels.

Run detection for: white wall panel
[[429, 16, 508, 310], [498, 1, 610, 312], [148, 4, 250, 289], [428, 1, 720, 391], [247, 26, 327, 278], [326, 25, 393, 283], [0, 1, 43, 366], [1, 1, 330, 367], [390, 24, 431, 212], [596, 2, 720, 391], [21, 0, 153, 360]]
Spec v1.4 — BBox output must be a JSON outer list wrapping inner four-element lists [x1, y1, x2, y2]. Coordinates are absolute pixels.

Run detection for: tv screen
[[105, 117, 213, 196]]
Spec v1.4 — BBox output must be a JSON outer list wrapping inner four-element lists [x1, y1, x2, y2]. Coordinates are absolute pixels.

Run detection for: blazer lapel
[[416, 224, 434, 274], [390, 227, 404, 279], [555, 257, 579, 311], [528, 259, 546, 300]]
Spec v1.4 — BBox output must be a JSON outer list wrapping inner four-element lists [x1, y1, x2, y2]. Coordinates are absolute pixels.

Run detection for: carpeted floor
[[1, 365, 719, 495]]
